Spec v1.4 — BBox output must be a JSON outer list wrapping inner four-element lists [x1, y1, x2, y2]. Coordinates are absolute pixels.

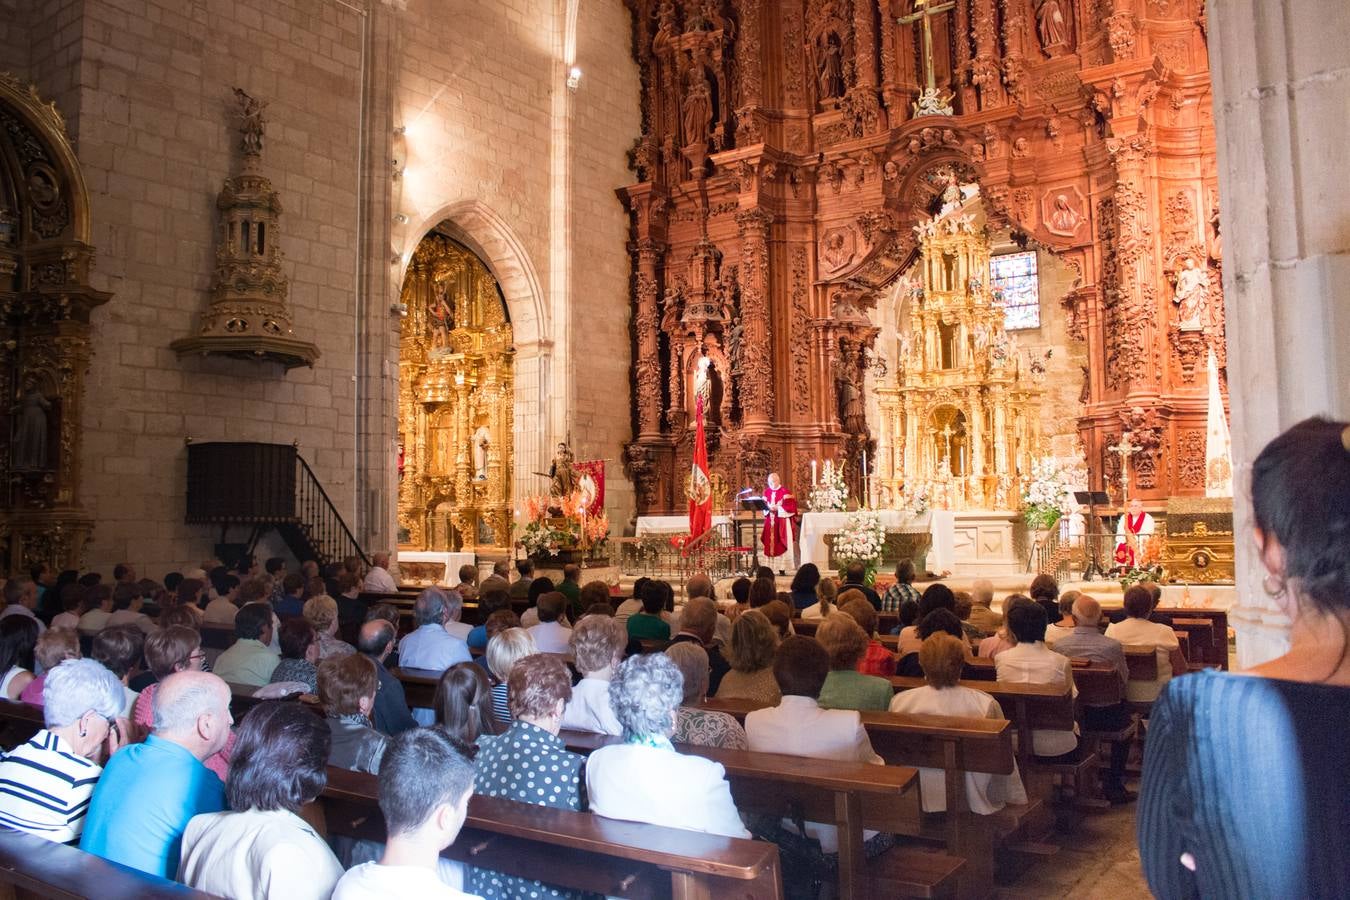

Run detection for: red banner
[[575, 459, 605, 512], [687, 397, 712, 541]]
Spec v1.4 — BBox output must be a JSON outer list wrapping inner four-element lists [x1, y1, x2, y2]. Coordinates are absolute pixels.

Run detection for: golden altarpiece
[[877, 193, 1043, 511], [397, 234, 513, 552]]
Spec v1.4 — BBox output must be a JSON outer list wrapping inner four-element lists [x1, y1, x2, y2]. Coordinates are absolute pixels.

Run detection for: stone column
[[1207, 0, 1350, 666], [633, 239, 665, 440]]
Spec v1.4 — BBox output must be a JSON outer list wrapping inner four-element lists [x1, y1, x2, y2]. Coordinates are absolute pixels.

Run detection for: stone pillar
[[1207, 0, 1350, 666]]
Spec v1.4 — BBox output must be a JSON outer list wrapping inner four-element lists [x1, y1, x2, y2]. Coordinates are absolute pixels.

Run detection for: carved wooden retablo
[[1161, 496, 1234, 584]]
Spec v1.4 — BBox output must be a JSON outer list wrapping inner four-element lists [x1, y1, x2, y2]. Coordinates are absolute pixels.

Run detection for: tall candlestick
[[811, 459, 818, 486], [861, 452, 869, 508]]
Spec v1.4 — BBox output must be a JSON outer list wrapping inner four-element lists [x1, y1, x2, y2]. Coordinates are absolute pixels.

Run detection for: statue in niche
[[12, 378, 51, 472], [1208, 199, 1223, 264], [682, 67, 712, 147], [429, 280, 455, 346], [549, 442, 578, 499], [693, 355, 714, 418], [726, 317, 744, 369], [817, 32, 846, 100], [1173, 257, 1211, 330], [836, 363, 867, 437], [231, 87, 267, 156], [1035, 0, 1069, 51], [472, 425, 491, 481]]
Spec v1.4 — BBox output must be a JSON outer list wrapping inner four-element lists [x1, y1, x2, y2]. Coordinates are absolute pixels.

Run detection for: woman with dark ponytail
[[1139, 418, 1350, 899]]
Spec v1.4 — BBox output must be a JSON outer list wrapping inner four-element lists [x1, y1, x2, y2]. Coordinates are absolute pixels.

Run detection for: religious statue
[[472, 425, 491, 481], [12, 379, 50, 472], [660, 284, 682, 333], [1208, 199, 1223, 264], [693, 355, 713, 415], [836, 364, 867, 436], [817, 32, 845, 100], [429, 281, 454, 346], [232, 87, 267, 156], [1035, 0, 1069, 51], [1173, 257, 1210, 330], [548, 442, 577, 498], [726, 317, 744, 368], [682, 67, 712, 147], [1048, 193, 1082, 234]]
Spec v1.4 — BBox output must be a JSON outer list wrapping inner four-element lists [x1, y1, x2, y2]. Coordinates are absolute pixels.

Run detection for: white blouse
[[179, 807, 345, 900], [888, 685, 1028, 814]]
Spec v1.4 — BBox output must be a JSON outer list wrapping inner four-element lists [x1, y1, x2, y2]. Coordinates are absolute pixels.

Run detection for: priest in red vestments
[[1114, 497, 1156, 568], [762, 472, 799, 572]]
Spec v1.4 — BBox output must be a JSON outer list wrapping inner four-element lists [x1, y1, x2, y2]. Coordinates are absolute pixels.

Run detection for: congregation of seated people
[[0, 418, 1346, 900]]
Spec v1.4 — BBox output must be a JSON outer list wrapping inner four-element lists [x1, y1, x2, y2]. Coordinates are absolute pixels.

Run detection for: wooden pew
[[699, 697, 1048, 899], [0, 827, 221, 899], [557, 730, 963, 898], [320, 765, 783, 900], [0, 700, 43, 751], [389, 666, 440, 709], [889, 676, 1098, 803]]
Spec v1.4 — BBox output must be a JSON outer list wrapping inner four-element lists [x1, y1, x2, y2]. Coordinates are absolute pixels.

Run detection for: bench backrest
[[319, 765, 782, 899], [1123, 647, 1160, 681], [889, 675, 1076, 730], [0, 827, 221, 899]]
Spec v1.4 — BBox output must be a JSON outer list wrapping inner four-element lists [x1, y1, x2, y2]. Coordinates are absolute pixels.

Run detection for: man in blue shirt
[[81, 670, 231, 877], [398, 587, 472, 672]]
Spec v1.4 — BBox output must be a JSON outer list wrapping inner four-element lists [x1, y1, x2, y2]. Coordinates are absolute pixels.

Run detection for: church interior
[[0, 0, 1347, 897]]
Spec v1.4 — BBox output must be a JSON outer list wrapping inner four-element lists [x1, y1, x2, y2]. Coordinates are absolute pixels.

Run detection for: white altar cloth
[[395, 550, 477, 585], [798, 510, 954, 573], [635, 515, 732, 536]]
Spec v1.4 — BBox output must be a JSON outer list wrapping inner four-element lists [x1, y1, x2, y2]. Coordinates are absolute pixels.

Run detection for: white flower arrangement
[[808, 459, 849, 512], [905, 486, 930, 515], [1022, 456, 1069, 530], [833, 510, 886, 576]]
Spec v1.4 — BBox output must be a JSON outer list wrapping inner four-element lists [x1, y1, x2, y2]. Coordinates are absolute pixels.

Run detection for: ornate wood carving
[[0, 75, 109, 573], [620, 0, 1221, 512]]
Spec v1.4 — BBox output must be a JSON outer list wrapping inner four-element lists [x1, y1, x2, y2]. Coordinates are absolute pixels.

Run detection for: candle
[[811, 459, 818, 486], [861, 452, 868, 507]]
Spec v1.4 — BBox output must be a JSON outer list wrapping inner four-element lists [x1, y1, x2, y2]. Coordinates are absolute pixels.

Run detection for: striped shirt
[[0, 729, 101, 843]]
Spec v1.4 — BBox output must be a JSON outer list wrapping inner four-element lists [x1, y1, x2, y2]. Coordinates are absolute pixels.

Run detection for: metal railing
[[616, 521, 748, 583], [294, 453, 370, 569]]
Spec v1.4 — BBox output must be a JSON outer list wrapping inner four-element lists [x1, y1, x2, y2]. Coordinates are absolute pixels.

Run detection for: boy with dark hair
[[331, 729, 478, 899]]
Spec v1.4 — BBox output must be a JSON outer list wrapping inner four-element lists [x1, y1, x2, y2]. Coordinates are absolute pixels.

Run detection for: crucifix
[[897, 0, 956, 116], [1107, 432, 1142, 503]]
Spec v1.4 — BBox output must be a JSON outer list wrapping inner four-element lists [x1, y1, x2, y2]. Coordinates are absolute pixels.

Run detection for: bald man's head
[[358, 619, 396, 660], [153, 670, 232, 759], [1071, 594, 1102, 628], [685, 573, 714, 600], [971, 579, 994, 607]]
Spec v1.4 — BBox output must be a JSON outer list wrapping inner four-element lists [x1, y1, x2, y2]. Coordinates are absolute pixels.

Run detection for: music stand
[[1074, 490, 1112, 581], [740, 496, 768, 573]]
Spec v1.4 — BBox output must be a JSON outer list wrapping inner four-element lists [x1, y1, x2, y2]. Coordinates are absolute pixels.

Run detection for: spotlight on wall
[[390, 302, 409, 318], [566, 66, 582, 91], [393, 125, 406, 136], [393, 213, 409, 225]]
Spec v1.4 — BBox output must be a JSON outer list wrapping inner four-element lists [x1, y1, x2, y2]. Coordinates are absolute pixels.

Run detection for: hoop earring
[[1262, 573, 1287, 600]]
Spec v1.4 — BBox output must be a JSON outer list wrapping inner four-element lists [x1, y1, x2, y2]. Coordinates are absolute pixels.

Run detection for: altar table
[[395, 550, 477, 586], [798, 510, 955, 573]]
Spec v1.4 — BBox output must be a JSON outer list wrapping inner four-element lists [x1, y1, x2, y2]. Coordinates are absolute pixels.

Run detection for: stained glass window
[[989, 251, 1040, 330]]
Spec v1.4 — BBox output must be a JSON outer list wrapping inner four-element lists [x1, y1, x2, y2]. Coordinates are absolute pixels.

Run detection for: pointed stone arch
[[402, 199, 555, 513]]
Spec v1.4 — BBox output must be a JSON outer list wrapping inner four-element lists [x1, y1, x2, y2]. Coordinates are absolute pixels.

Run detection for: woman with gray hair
[[0, 658, 125, 841], [665, 642, 748, 750], [585, 653, 749, 838]]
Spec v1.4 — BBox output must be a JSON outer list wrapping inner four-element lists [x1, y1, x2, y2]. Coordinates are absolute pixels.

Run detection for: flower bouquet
[[831, 510, 886, 585], [1021, 456, 1069, 531], [808, 459, 849, 512]]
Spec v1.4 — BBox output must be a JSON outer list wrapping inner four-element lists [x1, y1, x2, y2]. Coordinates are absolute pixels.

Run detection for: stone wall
[[6, 0, 639, 575], [1208, 0, 1350, 665], [565, 0, 642, 524]]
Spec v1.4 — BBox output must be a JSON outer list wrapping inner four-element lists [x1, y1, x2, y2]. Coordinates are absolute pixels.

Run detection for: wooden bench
[[889, 676, 1099, 804], [319, 765, 784, 900], [0, 827, 221, 899], [558, 730, 963, 898], [0, 701, 43, 751], [388, 666, 440, 709], [700, 697, 1051, 899]]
